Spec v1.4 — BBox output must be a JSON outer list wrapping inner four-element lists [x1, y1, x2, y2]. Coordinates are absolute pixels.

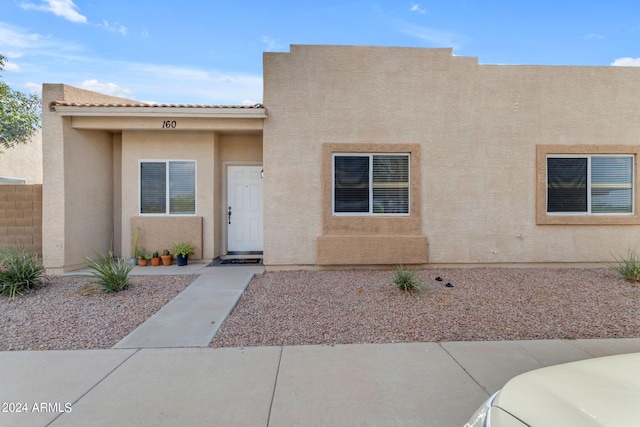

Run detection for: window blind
[[547, 156, 633, 214], [334, 156, 370, 213], [591, 156, 632, 213], [373, 155, 409, 214], [169, 161, 196, 214], [333, 154, 409, 215], [140, 162, 166, 214]]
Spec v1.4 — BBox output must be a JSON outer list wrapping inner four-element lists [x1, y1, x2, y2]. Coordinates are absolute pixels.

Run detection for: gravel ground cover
[[2, 268, 639, 351], [0, 275, 196, 351], [212, 268, 640, 348]]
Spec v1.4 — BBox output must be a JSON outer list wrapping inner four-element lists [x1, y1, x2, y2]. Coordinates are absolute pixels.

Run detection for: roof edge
[[50, 102, 267, 118]]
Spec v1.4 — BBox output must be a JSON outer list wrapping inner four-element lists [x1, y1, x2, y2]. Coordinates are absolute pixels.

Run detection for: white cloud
[[22, 82, 41, 93], [135, 64, 212, 81], [397, 22, 469, 50], [584, 33, 604, 40], [0, 23, 48, 49], [0, 22, 262, 104], [20, 0, 87, 24], [79, 79, 133, 98], [124, 63, 263, 104], [2, 61, 21, 72], [0, 22, 83, 74], [262, 36, 283, 52], [4, 52, 24, 59], [612, 57, 640, 66], [410, 3, 427, 14], [99, 20, 127, 36], [71, 62, 263, 104]]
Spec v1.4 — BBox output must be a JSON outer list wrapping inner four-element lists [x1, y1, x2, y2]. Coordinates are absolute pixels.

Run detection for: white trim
[[546, 154, 634, 216], [138, 159, 197, 216], [224, 163, 264, 254], [53, 105, 267, 119], [332, 153, 410, 216]]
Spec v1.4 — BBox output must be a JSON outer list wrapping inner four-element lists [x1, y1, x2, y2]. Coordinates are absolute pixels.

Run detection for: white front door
[[227, 165, 263, 253]]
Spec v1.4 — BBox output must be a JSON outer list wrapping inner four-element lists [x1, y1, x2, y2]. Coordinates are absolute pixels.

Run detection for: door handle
[[228, 206, 232, 224]]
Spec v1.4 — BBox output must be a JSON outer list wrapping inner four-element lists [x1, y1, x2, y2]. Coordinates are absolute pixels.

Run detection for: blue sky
[[2, 0, 640, 105]]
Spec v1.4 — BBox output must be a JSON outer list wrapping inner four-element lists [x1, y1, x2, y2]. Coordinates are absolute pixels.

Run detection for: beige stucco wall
[[121, 131, 215, 260], [263, 45, 640, 267], [0, 130, 42, 184], [42, 83, 265, 272], [43, 84, 133, 273], [119, 131, 263, 261]]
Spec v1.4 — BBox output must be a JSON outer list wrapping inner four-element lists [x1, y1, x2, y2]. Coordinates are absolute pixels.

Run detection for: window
[[140, 161, 196, 215], [333, 154, 409, 215], [547, 155, 633, 215]]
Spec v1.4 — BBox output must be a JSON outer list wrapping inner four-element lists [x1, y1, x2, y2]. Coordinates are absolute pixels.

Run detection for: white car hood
[[493, 352, 640, 427]]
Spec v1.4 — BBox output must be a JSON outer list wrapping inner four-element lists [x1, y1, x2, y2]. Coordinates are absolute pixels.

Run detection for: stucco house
[[0, 130, 42, 184], [42, 45, 640, 273]]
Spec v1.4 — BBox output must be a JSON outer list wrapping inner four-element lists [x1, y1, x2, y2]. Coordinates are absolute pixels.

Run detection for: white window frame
[[332, 153, 410, 216], [139, 159, 197, 216], [546, 154, 634, 216]]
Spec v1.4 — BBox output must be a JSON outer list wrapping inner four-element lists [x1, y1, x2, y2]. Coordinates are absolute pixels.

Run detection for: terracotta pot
[[160, 255, 172, 266], [150, 257, 161, 266], [137, 259, 148, 267]]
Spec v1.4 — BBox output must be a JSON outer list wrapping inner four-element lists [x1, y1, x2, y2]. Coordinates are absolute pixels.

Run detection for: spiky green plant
[[393, 265, 424, 292], [87, 248, 133, 293], [609, 249, 640, 282], [0, 246, 45, 297]]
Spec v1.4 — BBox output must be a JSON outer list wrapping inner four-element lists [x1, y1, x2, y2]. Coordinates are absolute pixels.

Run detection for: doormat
[[207, 258, 262, 267]]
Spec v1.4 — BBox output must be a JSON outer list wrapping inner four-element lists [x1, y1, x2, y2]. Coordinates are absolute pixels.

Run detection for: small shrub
[[393, 265, 424, 292], [0, 246, 46, 298], [87, 248, 133, 293], [609, 249, 640, 282]]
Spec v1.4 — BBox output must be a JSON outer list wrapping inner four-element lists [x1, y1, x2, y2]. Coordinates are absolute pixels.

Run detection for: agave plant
[[393, 264, 424, 293], [87, 248, 133, 293], [0, 246, 45, 297]]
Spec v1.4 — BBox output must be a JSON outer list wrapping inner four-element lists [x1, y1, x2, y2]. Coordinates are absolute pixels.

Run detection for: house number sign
[[161, 120, 177, 129]]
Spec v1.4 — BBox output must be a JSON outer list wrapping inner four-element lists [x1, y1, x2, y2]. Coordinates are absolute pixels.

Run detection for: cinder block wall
[[0, 185, 43, 255]]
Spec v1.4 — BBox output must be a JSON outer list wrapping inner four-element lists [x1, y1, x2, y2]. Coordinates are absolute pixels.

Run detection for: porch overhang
[[50, 102, 267, 132], [51, 104, 267, 119]]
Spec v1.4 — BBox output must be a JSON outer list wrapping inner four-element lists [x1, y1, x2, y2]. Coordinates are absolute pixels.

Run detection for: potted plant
[[160, 249, 172, 266], [137, 249, 148, 267], [130, 227, 140, 266], [172, 241, 195, 266], [150, 251, 161, 266]]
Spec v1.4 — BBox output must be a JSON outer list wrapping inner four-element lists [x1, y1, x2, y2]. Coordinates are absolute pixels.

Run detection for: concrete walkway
[[114, 262, 264, 348], [2, 264, 640, 426]]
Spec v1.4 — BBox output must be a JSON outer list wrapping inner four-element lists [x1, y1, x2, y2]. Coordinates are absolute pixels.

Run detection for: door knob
[[228, 206, 232, 224]]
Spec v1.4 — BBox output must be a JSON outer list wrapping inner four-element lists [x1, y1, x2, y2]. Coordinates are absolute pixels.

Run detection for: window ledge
[[537, 214, 640, 225]]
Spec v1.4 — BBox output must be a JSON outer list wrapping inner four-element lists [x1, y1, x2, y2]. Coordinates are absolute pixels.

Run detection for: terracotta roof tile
[[50, 101, 264, 109]]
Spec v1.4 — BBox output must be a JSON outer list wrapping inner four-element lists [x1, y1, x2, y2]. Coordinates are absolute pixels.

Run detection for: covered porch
[[42, 84, 266, 274]]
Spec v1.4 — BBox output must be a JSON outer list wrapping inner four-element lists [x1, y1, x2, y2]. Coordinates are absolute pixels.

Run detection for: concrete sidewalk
[[2, 338, 640, 426], [3, 264, 640, 426]]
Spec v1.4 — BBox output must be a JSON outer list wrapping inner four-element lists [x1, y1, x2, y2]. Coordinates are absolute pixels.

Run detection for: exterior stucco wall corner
[[41, 84, 66, 271]]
